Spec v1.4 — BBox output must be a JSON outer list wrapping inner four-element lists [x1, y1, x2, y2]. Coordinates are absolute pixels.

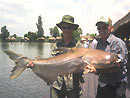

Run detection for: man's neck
[[63, 34, 72, 46], [101, 33, 110, 43]]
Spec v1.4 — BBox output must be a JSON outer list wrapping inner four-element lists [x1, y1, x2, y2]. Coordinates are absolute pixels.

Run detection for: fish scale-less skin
[[32, 57, 85, 85], [5, 48, 118, 85]]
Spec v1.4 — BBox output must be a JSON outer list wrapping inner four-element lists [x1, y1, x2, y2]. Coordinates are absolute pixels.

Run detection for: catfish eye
[[105, 55, 111, 60]]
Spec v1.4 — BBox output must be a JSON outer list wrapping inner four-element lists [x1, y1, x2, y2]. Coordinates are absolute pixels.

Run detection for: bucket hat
[[56, 15, 79, 30], [96, 16, 112, 26]]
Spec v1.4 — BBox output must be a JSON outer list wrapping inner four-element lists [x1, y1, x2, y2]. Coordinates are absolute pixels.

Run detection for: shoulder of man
[[110, 34, 127, 50], [109, 34, 128, 65]]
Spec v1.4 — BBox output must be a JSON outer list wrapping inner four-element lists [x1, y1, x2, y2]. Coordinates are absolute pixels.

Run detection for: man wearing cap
[[90, 16, 128, 98], [50, 15, 84, 98], [81, 38, 89, 48]]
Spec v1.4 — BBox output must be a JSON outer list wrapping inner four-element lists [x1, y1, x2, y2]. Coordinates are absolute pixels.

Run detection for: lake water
[[0, 42, 54, 98]]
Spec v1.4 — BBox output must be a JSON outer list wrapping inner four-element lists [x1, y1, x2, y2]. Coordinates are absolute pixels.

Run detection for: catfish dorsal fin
[[5, 51, 23, 62]]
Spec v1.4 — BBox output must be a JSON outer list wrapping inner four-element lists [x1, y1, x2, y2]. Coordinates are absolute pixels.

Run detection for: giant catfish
[[5, 48, 119, 85]]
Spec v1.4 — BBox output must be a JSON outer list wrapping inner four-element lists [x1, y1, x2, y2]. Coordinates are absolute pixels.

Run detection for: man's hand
[[83, 64, 96, 74], [27, 61, 34, 68]]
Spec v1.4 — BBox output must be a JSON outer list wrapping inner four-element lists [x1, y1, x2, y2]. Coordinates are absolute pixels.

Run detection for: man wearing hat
[[50, 15, 84, 98], [81, 38, 89, 48], [90, 16, 128, 98]]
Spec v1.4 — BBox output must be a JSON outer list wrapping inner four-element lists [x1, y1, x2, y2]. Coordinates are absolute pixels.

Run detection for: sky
[[0, 0, 130, 37]]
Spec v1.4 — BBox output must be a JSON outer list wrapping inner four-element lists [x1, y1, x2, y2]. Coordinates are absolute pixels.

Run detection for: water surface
[[0, 42, 53, 98]]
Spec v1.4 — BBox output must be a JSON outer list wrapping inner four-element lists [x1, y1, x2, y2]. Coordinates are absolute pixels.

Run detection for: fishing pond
[[0, 42, 53, 98]]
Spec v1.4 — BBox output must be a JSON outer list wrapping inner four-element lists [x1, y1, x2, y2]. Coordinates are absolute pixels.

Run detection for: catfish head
[[81, 49, 119, 69]]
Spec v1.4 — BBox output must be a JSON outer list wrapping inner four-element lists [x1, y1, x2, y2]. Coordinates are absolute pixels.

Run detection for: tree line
[[0, 15, 96, 42]]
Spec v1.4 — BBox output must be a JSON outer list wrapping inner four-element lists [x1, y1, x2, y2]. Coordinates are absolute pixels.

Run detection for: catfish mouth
[[93, 55, 119, 69], [93, 60, 118, 69]]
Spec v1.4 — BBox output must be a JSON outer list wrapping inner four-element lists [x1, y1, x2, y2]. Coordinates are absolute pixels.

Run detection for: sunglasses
[[61, 26, 73, 30], [97, 26, 108, 30]]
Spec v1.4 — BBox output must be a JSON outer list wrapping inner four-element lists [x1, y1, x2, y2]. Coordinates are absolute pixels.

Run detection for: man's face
[[61, 23, 74, 34], [96, 23, 110, 38]]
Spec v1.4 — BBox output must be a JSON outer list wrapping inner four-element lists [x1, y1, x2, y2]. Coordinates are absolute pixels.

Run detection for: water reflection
[[0, 42, 52, 98], [37, 43, 44, 56], [0, 43, 10, 51]]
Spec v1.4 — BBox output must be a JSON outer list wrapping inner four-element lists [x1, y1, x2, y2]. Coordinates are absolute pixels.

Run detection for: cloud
[[0, 0, 129, 36]]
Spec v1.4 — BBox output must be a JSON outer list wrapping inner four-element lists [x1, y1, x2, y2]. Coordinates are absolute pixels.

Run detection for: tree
[[86, 33, 89, 36], [1, 26, 10, 41], [89, 33, 97, 37], [0, 34, 2, 38], [24, 31, 38, 41], [36, 15, 44, 37], [49, 28, 54, 37], [53, 26, 60, 38], [10, 34, 17, 38], [0, 34, 2, 42], [49, 26, 60, 37], [28, 32, 37, 41], [73, 28, 83, 40]]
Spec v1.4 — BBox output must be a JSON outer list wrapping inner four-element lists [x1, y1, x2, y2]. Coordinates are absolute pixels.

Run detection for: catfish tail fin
[[5, 51, 29, 80]]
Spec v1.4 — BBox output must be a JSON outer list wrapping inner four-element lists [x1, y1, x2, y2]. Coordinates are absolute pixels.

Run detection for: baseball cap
[[96, 16, 112, 26]]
